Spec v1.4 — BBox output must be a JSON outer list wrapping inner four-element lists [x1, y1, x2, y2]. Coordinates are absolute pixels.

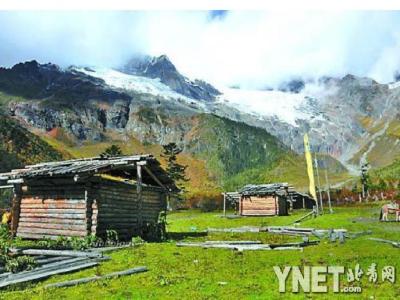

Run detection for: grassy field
[[2, 203, 400, 299]]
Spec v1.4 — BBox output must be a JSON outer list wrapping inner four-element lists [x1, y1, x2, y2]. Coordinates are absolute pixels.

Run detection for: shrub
[[5, 256, 36, 273], [37, 235, 100, 250], [105, 230, 119, 245], [142, 211, 167, 242]]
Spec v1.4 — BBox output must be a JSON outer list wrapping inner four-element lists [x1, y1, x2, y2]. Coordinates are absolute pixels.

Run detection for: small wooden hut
[[0, 155, 177, 240], [290, 192, 315, 209], [238, 183, 289, 216]]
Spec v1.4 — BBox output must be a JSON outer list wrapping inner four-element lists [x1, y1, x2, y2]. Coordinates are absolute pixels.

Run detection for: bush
[[37, 235, 100, 250], [142, 211, 167, 242], [5, 255, 36, 273], [105, 230, 119, 245]]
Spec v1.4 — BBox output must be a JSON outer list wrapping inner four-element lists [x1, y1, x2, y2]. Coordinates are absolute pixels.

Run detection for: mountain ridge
[[4, 56, 398, 191], [0, 60, 326, 195]]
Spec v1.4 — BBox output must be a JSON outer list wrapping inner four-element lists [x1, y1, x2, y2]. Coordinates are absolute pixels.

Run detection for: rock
[[0, 60, 131, 103], [278, 78, 305, 93], [121, 55, 221, 101]]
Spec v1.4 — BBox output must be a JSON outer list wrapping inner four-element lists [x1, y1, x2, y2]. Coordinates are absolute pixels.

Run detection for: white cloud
[[1, 11, 400, 88]]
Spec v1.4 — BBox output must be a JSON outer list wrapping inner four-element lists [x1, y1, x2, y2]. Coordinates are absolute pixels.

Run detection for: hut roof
[[239, 183, 294, 196], [0, 155, 178, 192]]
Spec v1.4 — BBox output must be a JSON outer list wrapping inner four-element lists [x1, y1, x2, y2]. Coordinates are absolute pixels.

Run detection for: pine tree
[[161, 143, 188, 193], [101, 144, 123, 157]]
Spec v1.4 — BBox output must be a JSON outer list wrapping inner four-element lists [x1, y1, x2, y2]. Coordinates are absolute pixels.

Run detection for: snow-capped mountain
[[76, 65, 315, 126], [120, 55, 221, 102], [2, 56, 400, 175], [75, 55, 400, 173]]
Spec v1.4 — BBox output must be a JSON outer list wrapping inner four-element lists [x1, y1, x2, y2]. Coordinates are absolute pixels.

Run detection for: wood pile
[[207, 225, 357, 244], [176, 240, 319, 251], [207, 226, 265, 233], [0, 248, 107, 289]]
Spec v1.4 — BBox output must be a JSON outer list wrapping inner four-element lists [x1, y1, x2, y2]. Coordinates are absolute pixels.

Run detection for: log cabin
[[239, 183, 290, 216], [290, 192, 315, 209], [0, 155, 177, 240]]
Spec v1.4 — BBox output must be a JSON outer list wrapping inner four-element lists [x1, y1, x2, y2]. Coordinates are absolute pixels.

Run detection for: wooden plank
[[143, 165, 167, 190], [17, 222, 87, 231], [95, 228, 139, 234], [208, 226, 262, 233], [96, 224, 138, 230], [89, 244, 134, 252], [96, 217, 138, 222], [17, 227, 87, 237], [21, 198, 86, 204], [241, 205, 278, 210], [97, 208, 137, 214], [20, 208, 86, 214], [19, 217, 87, 225], [96, 192, 160, 202], [98, 201, 159, 208], [241, 209, 276, 213], [9, 248, 102, 258], [241, 211, 276, 216], [20, 203, 87, 209], [0, 260, 98, 288], [35, 256, 72, 265], [44, 266, 148, 289], [97, 212, 138, 217], [19, 212, 86, 219]]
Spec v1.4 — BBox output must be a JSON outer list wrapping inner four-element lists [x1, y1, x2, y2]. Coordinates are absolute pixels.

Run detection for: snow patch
[[217, 88, 312, 126], [388, 81, 400, 90], [75, 67, 206, 108], [76, 66, 321, 127]]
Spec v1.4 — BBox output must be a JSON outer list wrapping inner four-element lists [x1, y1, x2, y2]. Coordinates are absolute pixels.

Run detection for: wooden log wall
[[16, 179, 87, 240], [240, 195, 279, 216], [292, 195, 314, 210], [90, 179, 165, 240], [277, 196, 289, 216]]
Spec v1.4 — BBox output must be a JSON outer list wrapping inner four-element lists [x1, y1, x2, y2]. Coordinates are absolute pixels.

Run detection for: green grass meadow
[[2, 203, 400, 299]]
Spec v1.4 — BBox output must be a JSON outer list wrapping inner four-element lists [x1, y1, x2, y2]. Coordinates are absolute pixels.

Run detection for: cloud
[[1, 11, 400, 88], [0, 11, 147, 67]]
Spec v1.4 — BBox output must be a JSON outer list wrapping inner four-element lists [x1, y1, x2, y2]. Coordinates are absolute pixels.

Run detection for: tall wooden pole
[[223, 193, 226, 217], [314, 154, 324, 214], [136, 163, 143, 228], [11, 184, 22, 237], [324, 169, 333, 213]]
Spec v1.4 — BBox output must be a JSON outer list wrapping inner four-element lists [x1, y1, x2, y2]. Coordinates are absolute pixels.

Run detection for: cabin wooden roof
[[239, 183, 294, 196], [0, 155, 177, 192]]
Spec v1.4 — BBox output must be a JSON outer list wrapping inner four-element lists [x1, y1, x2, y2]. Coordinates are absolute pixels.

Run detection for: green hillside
[[187, 114, 292, 190], [371, 158, 400, 183], [0, 113, 65, 172]]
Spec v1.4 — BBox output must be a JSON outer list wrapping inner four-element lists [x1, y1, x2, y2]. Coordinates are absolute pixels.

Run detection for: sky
[[1, 11, 400, 89]]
